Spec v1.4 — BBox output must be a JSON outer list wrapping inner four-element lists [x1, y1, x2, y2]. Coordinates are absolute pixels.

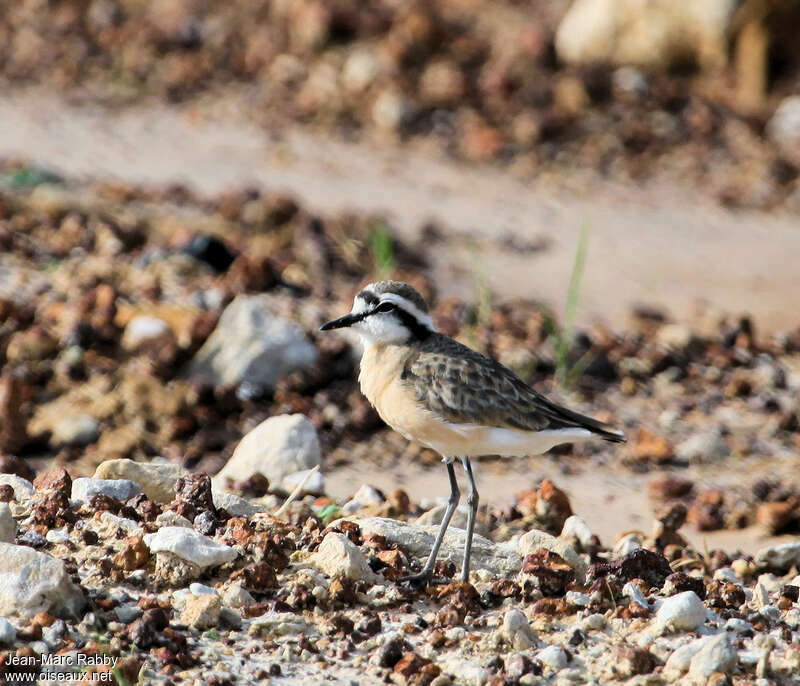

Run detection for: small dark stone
[[377, 637, 410, 668], [181, 234, 236, 272], [663, 572, 706, 600], [590, 548, 672, 588], [0, 484, 14, 502]]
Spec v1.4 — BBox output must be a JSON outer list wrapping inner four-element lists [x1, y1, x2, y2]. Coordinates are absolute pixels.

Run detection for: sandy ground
[[0, 89, 798, 334]]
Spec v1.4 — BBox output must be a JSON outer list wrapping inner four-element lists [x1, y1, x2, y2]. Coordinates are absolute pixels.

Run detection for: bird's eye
[[376, 301, 396, 313]]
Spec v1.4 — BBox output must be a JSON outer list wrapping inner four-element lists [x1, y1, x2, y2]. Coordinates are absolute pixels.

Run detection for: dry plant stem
[[274, 464, 321, 518]]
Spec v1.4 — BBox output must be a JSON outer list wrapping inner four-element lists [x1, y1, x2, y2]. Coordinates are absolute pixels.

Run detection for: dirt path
[[0, 89, 798, 333]]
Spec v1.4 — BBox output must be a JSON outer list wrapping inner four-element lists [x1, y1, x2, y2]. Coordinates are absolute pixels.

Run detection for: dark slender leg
[[460, 457, 479, 583], [399, 460, 460, 584]]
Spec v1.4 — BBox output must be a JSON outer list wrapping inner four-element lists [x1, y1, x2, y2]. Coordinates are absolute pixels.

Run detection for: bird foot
[[397, 572, 452, 587]]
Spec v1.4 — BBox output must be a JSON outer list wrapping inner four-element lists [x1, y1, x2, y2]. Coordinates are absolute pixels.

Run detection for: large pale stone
[[349, 517, 521, 577], [94, 459, 188, 503], [0, 543, 84, 617], [186, 294, 317, 393], [143, 527, 238, 568], [213, 414, 321, 489], [310, 532, 380, 582]]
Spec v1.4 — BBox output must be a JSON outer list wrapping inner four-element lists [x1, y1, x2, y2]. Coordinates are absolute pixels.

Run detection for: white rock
[[756, 573, 783, 593], [94, 459, 188, 503], [222, 582, 255, 609], [372, 90, 410, 131], [560, 515, 594, 551], [350, 484, 384, 507], [566, 591, 590, 607], [0, 543, 84, 617], [310, 532, 379, 582], [189, 583, 218, 596], [664, 637, 707, 675], [613, 533, 642, 558], [214, 414, 321, 489], [655, 591, 707, 632], [714, 567, 742, 585], [755, 542, 800, 571], [143, 527, 238, 568], [122, 316, 171, 351], [212, 490, 265, 517], [155, 511, 193, 528], [0, 503, 17, 543], [725, 618, 752, 633], [538, 645, 568, 671], [676, 429, 728, 462], [622, 582, 650, 610], [342, 50, 379, 93], [351, 517, 521, 577], [282, 468, 325, 495], [415, 503, 488, 537], [556, 0, 736, 70], [440, 658, 490, 686], [767, 96, 800, 149], [503, 609, 536, 649], [94, 511, 143, 538], [518, 528, 587, 583], [0, 617, 16, 645], [752, 582, 770, 610], [49, 414, 100, 447], [689, 632, 737, 678], [582, 614, 606, 631], [187, 294, 317, 392], [0, 475, 34, 501], [45, 528, 69, 545], [71, 477, 141, 505]]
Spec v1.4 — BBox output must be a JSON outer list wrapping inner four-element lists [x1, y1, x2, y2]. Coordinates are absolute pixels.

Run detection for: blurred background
[[1, 0, 800, 553]]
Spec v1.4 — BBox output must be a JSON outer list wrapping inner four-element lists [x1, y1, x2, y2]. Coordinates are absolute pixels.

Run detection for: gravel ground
[[0, 171, 799, 684]]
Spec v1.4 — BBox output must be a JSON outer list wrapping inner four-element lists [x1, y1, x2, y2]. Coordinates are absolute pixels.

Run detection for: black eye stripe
[[376, 301, 396, 312]]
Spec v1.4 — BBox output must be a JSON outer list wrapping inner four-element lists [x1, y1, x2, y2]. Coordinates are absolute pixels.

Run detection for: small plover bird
[[321, 281, 625, 584]]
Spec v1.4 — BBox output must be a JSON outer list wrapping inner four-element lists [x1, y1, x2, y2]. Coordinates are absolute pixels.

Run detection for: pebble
[[0, 474, 34, 501], [655, 591, 707, 632], [181, 592, 222, 629], [724, 618, 752, 633], [0, 503, 17, 543], [582, 614, 606, 631], [187, 294, 317, 393], [675, 429, 728, 462], [537, 645, 568, 671], [0, 617, 17, 645], [212, 490, 265, 517], [565, 591, 590, 607], [121, 315, 171, 350], [115, 603, 142, 624], [613, 533, 642, 558], [353, 516, 521, 577], [310, 532, 379, 582], [94, 458, 188, 503], [213, 414, 322, 489], [713, 567, 742, 585], [155, 511, 193, 528], [503, 609, 536, 649], [560, 515, 593, 551], [622, 582, 650, 610], [517, 528, 586, 583], [755, 542, 800, 571], [440, 658, 489, 686], [0, 542, 85, 617], [767, 95, 800, 148], [71, 477, 141, 504], [45, 528, 69, 544], [143, 526, 238, 568], [688, 632, 737, 678]]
